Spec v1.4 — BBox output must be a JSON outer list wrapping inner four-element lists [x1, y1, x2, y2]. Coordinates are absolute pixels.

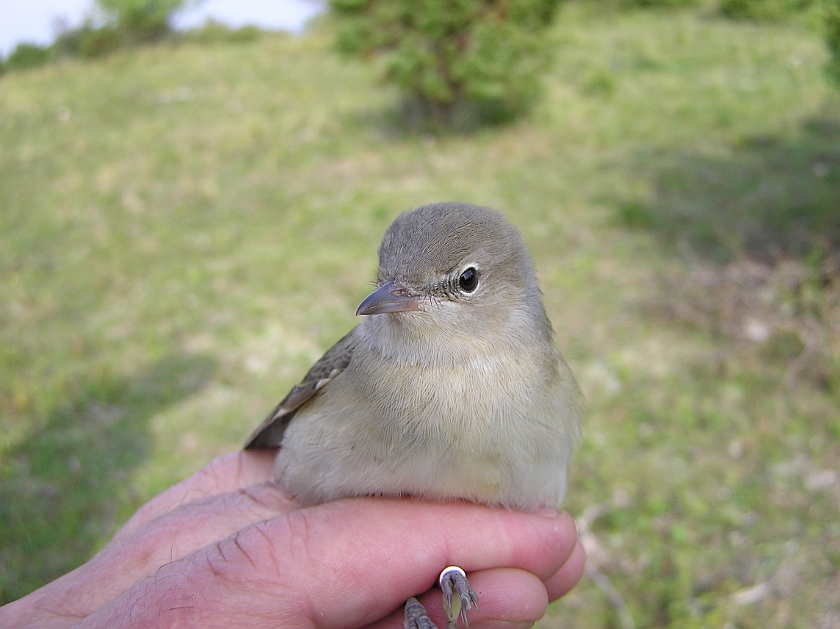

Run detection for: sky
[[0, 0, 325, 56]]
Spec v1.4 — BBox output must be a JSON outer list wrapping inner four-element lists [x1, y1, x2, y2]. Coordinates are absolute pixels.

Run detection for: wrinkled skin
[[0, 450, 585, 629]]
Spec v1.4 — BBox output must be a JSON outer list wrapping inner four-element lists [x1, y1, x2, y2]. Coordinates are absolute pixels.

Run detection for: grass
[[1, 3, 839, 627]]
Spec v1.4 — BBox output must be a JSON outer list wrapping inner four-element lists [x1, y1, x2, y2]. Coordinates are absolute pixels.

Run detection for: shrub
[[622, 0, 699, 7], [53, 22, 124, 59], [183, 20, 263, 45], [79, 27, 124, 58], [5, 43, 52, 70], [328, 0, 563, 129], [719, 0, 815, 21], [570, 0, 699, 12], [827, 1, 840, 86], [96, 0, 190, 42]]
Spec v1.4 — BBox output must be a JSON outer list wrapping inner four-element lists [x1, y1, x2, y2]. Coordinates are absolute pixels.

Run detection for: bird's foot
[[404, 597, 437, 629], [440, 566, 479, 629], [404, 567, 478, 629]]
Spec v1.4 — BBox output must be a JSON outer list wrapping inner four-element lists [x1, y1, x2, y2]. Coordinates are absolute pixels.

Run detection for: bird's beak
[[356, 281, 422, 316]]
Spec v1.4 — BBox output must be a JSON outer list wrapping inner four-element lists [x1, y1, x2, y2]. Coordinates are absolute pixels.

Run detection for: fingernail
[[529, 507, 559, 518]]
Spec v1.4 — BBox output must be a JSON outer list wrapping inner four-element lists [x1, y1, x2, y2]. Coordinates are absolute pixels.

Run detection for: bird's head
[[356, 202, 553, 365]]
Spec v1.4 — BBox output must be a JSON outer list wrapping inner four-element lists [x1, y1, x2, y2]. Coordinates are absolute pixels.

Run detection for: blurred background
[[1, 1, 838, 627]]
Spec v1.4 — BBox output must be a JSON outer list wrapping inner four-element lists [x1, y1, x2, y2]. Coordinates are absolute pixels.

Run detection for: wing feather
[[244, 328, 358, 449]]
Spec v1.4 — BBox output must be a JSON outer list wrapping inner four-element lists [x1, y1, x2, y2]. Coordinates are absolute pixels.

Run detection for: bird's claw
[[439, 566, 479, 629], [404, 597, 437, 629], [403, 567, 479, 629]]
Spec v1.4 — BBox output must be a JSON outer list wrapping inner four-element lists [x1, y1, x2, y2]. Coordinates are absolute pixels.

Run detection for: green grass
[[1, 4, 839, 628]]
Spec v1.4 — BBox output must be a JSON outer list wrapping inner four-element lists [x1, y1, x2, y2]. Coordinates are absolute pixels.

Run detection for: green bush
[[5, 43, 52, 71], [54, 23, 124, 59], [328, 0, 563, 129], [48, 0, 194, 62], [183, 20, 263, 45], [621, 0, 699, 7], [96, 0, 190, 42], [720, 0, 814, 21], [572, 0, 700, 12], [79, 27, 124, 58], [827, 1, 840, 85]]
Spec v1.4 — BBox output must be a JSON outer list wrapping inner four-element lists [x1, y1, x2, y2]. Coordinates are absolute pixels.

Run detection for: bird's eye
[[458, 267, 478, 293]]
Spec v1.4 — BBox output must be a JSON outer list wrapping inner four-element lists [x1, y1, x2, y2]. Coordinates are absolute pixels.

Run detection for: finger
[[269, 500, 576, 626], [365, 568, 549, 629], [31, 480, 294, 626], [114, 450, 276, 538], [81, 499, 578, 629], [545, 539, 586, 601], [275, 499, 577, 602]]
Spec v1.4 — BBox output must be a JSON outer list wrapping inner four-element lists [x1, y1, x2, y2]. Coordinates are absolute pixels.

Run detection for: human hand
[[0, 451, 585, 629]]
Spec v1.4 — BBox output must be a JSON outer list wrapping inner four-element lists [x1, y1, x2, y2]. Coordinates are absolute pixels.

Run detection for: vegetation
[[1, 3, 838, 628], [0, 20, 264, 76], [328, 0, 563, 128], [719, 0, 816, 21], [827, 0, 840, 85], [96, 0, 190, 42], [619, 0, 700, 8], [0, 0, 199, 73], [2, 43, 52, 71]]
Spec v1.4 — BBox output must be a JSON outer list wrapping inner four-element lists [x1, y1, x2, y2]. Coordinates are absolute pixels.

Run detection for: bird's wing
[[244, 327, 359, 449]]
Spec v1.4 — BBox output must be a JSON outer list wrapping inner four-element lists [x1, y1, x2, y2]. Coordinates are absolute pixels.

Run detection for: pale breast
[[276, 343, 578, 509]]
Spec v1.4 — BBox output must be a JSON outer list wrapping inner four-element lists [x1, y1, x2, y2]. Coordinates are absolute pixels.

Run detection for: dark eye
[[458, 267, 478, 293]]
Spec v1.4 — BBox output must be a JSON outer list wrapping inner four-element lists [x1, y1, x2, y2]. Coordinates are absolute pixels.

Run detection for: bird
[[245, 201, 582, 629]]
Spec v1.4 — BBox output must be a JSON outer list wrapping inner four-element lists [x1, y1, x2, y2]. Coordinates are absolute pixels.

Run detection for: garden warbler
[[245, 202, 582, 629]]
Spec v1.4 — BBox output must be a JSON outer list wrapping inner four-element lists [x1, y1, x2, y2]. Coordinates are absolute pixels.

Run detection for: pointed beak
[[356, 281, 422, 316]]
